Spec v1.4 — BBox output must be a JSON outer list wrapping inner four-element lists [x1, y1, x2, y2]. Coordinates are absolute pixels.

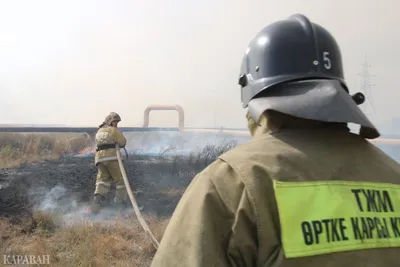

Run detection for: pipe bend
[[142, 104, 185, 131]]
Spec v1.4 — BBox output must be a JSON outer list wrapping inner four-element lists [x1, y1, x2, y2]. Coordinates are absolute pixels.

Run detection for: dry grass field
[[0, 133, 92, 168], [0, 132, 237, 266]]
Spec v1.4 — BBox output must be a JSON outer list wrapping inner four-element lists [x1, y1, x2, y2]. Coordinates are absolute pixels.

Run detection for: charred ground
[[0, 133, 238, 266], [0, 132, 239, 219], [0, 142, 236, 221]]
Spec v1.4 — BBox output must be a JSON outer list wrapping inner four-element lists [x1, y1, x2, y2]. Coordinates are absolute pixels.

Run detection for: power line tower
[[213, 100, 218, 128], [357, 56, 377, 123]]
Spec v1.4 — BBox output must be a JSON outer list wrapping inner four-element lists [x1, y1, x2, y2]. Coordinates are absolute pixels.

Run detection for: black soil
[[0, 155, 206, 222]]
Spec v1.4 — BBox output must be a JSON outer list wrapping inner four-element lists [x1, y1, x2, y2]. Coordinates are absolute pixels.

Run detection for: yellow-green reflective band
[[273, 180, 400, 258]]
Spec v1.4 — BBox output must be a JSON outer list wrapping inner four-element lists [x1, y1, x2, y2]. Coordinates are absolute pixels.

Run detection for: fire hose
[[115, 144, 160, 249]]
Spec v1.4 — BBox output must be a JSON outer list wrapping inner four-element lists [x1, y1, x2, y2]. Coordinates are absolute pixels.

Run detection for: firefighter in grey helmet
[[151, 14, 400, 267], [90, 112, 128, 214]]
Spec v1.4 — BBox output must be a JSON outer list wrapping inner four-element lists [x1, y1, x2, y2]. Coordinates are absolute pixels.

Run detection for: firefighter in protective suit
[[151, 14, 400, 267], [90, 112, 128, 214]]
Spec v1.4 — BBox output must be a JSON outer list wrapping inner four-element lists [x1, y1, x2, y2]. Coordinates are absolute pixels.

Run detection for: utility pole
[[213, 100, 217, 128], [357, 55, 377, 123]]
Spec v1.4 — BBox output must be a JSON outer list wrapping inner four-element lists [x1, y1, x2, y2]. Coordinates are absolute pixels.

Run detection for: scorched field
[[0, 132, 239, 267]]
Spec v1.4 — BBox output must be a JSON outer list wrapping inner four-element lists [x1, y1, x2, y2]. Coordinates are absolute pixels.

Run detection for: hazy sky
[[0, 0, 398, 131]]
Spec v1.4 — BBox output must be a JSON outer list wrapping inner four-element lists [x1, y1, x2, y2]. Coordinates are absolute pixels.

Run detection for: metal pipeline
[[115, 144, 160, 249], [142, 104, 185, 131]]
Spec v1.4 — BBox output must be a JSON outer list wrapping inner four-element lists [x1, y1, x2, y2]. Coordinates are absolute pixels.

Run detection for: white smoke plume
[[31, 184, 134, 227], [28, 132, 248, 227]]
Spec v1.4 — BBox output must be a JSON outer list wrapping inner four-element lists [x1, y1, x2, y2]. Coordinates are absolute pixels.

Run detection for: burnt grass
[[0, 141, 237, 223]]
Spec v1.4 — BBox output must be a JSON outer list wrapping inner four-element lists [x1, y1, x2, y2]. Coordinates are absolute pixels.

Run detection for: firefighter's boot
[[90, 194, 106, 214], [114, 185, 129, 213]]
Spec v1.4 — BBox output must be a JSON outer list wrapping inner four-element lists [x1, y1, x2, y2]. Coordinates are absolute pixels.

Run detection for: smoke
[[31, 184, 135, 227], [119, 131, 248, 157], [71, 131, 249, 158], [37, 185, 74, 213], [27, 132, 249, 227]]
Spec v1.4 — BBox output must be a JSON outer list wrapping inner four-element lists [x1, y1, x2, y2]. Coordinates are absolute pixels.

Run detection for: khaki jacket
[[94, 125, 127, 165], [151, 114, 400, 267]]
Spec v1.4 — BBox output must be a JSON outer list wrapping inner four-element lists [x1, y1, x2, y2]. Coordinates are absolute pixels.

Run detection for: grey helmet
[[238, 14, 379, 139], [239, 14, 348, 107]]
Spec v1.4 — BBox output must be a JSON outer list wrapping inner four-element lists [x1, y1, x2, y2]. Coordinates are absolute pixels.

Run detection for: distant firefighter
[[89, 112, 128, 214]]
